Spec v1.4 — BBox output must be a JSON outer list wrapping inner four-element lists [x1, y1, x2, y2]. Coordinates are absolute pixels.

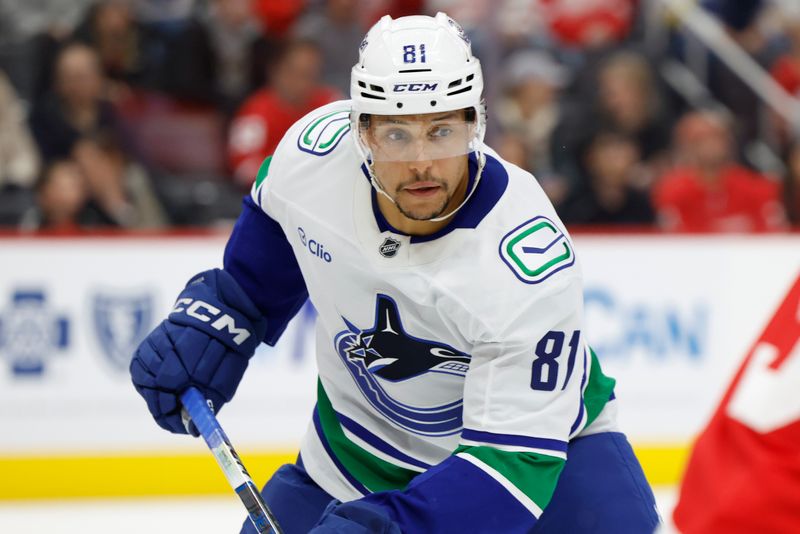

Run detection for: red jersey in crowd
[[538, 0, 635, 47], [674, 273, 800, 534], [228, 87, 339, 186], [252, 0, 306, 38], [771, 55, 800, 96], [652, 165, 786, 232]]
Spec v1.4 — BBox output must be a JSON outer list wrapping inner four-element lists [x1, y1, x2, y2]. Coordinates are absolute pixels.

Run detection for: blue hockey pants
[[240, 431, 660, 533]]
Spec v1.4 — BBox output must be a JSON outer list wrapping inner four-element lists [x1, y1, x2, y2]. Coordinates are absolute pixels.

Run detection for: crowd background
[[0, 0, 798, 232]]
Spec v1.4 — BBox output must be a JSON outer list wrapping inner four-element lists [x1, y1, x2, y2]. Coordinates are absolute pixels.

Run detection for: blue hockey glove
[[309, 500, 401, 534], [130, 268, 267, 435]]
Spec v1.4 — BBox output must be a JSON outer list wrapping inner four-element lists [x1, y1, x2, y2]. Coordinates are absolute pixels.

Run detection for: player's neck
[[377, 172, 470, 236]]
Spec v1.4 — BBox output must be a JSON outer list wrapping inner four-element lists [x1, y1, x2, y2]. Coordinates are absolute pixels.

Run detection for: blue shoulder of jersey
[[223, 196, 309, 345]]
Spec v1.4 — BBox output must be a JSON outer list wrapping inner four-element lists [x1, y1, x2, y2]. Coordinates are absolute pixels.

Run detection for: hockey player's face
[[367, 112, 472, 221]]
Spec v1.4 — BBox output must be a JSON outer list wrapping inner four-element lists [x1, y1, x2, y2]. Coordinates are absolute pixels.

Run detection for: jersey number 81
[[531, 330, 581, 392]]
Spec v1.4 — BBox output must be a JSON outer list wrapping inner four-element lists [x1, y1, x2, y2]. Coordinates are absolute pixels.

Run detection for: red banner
[[674, 272, 800, 533]]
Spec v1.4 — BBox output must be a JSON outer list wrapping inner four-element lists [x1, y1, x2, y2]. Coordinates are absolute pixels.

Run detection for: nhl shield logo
[[93, 292, 154, 371], [379, 237, 401, 258]]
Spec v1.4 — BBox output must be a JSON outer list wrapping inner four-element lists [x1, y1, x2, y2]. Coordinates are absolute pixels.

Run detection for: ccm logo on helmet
[[171, 298, 251, 345], [393, 83, 438, 93]]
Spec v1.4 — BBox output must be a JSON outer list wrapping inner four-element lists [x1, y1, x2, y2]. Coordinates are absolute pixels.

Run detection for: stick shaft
[[181, 387, 283, 534]]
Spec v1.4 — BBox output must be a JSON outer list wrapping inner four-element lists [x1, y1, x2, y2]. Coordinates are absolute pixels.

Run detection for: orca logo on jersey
[[334, 294, 470, 436]]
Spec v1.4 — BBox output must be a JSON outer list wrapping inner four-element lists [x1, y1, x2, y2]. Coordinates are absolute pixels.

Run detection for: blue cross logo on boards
[[0, 290, 69, 375], [92, 291, 154, 372]]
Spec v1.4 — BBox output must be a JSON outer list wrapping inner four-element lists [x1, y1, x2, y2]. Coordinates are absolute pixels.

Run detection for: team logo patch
[[499, 216, 575, 284], [93, 292, 154, 371], [379, 237, 401, 258], [297, 110, 351, 156], [334, 294, 470, 436]]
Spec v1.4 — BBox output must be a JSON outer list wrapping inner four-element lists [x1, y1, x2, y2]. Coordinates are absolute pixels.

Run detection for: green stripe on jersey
[[583, 348, 616, 429], [316, 380, 419, 492], [254, 155, 273, 190], [454, 445, 565, 510]]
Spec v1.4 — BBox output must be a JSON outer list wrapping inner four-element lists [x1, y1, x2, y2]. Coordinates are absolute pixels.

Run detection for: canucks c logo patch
[[297, 110, 350, 155], [334, 294, 470, 436], [500, 216, 575, 284]]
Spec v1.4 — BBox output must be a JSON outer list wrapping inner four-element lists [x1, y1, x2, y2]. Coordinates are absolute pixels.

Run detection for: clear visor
[[360, 116, 478, 162]]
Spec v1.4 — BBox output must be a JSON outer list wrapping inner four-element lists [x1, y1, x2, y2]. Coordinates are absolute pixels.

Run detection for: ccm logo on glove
[[171, 298, 251, 345]]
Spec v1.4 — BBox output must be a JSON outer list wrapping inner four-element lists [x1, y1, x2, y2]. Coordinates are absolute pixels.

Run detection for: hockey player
[[130, 13, 659, 533]]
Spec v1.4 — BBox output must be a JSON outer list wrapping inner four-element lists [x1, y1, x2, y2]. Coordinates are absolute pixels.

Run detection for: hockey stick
[[180, 387, 283, 534]]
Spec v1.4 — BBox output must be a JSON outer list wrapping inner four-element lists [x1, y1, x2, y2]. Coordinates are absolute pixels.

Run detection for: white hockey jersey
[[234, 100, 618, 528]]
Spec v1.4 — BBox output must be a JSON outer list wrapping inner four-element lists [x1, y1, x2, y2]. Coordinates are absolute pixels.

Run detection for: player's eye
[[383, 128, 411, 143], [429, 126, 453, 139]]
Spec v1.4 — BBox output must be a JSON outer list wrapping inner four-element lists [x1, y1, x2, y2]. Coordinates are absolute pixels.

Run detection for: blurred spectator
[[496, 50, 567, 183], [293, 0, 364, 95], [595, 51, 671, 173], [131, 0, 196, 25], [20, 158, 160, 231], [701, 0, 764, 34], [72, 0, 163, 99], [0, 0, 93, 44], [495, 132, 528, 170], [366, 0, 424, 24], [770, 15, 800, 96], [228, 40, 340, 186], [559, 129, 654, 226], [30, 43, 125, 162], [29, 43, 167, 228], [253, 0, 307, 38], [537, 0, 637, 49], [20, 160, 90, 230], [553, 50, 671, 191], [784, 139, 800, 226], [0, 71, 40, 190], [199, 0, 277, 114], [700, 0, 770, 148], [0, 0, 95, 103], [653, 110, 787, 232]]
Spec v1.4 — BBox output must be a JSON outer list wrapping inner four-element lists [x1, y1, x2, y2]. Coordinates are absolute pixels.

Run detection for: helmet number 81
[[402, 44, 426, 64]]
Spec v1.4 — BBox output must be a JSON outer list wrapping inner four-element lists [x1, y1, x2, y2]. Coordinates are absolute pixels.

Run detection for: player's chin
[[397, 196, 449, 221]]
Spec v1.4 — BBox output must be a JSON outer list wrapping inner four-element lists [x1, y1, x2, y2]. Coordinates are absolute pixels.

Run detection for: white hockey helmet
[[351, 12, 484, 120], [350, 12, 487, 220]]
